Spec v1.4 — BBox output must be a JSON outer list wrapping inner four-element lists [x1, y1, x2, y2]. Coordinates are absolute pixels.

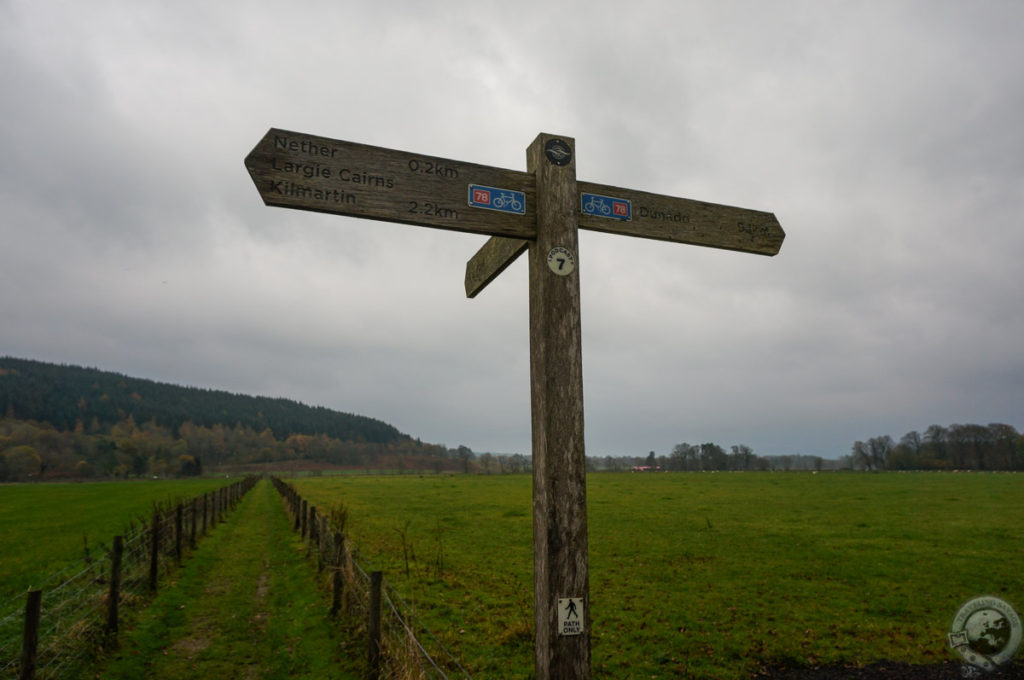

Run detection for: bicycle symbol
[[491, 191, 523, 212], [584, 195, 611, 216]]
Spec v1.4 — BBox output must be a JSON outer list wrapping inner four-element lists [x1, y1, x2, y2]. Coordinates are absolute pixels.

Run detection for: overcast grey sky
[[2, 1, 1022, 459]]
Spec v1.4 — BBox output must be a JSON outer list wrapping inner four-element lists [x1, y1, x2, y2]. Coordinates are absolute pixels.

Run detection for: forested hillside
[[0, 357, 404, 443], [0, 357, 459, 480]]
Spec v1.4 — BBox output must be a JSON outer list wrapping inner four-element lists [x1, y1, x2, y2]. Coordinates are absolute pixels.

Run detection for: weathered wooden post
[[524, 134, 589, 677], [301, 499, 308, 539], [106, 535, 123, 636], [318, 515, 328, 573], [149, 511, 160, 592], [245, 128, 784, 679], [19, 590, 41, 680], [331, 531, 345, 618], [367, 571, 383, 680], [308, 506, 318, 552], [174, 503, 183, 565], [190, 497, 197, 549]]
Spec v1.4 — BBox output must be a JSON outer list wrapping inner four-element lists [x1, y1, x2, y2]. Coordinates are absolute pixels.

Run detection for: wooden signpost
[[245, 129, 784, 679]]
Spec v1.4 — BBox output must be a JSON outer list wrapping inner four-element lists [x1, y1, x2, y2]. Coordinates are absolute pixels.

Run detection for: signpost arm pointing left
[[244, 128, 536, 240]]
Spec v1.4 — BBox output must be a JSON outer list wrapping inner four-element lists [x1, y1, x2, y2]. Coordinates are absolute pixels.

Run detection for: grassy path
[[93, 479, 362, 680]]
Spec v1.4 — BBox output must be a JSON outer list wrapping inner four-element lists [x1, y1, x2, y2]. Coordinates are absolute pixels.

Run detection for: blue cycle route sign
[[468, 184, 526, 215], [581, 192, 631, 221]]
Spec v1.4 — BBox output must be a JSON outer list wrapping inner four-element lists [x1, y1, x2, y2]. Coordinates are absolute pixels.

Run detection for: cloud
[[2, 0, 1022, 459]]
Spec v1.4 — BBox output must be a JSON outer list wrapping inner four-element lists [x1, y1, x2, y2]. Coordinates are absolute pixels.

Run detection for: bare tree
[[730, 444, 755, 470], [851, 440, 871, 470], [867, 435, 894, 470]]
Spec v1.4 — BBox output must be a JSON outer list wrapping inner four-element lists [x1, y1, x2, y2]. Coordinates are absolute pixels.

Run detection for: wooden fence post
[[318, 516, 328, 573], [19, 589, 41, 680], [331, 532, 344, 618], [308, 506, 318, 555], [301, 500, 308, 539], [190, 497, 197, 549], [106, 536, 123, 636], [149, 511, 160, 592], [175, 504, 183, 565], [368, 571, 383, 680]]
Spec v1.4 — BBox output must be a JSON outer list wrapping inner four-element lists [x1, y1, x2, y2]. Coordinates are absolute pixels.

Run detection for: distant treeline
[[0, 415, 462, 481], [586, 443, 826, 472], [845, 423, 1023, 471], [589, 425, 1024, 473], [0, 356, 406, 444]]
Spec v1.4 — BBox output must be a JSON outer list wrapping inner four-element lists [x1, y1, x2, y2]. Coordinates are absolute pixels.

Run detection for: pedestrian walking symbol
[[558, 597, 584, 636]]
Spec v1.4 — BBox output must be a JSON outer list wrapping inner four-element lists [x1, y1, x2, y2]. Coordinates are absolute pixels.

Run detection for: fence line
[[270, 477, 474, 680], [1, 477, 258, 680]]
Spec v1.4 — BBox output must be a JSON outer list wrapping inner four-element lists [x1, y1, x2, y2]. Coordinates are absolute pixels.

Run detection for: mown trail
[[93, 479, 362, 680]]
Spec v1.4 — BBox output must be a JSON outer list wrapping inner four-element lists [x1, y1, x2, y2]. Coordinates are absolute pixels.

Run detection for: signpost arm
[[465, 236, 529, 298], [527, 134, 590, 679]]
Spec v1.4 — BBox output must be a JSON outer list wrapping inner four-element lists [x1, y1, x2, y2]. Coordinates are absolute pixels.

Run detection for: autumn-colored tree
[[3, 445, 42, 479]]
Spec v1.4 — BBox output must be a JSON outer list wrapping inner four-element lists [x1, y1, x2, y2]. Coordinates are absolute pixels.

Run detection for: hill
[[0, 356, 405, 443], [0, 356, 459, 480]]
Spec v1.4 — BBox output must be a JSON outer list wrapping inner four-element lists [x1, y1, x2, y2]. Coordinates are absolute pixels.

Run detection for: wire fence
[[271, 477, 474, 680], [0, 477, 257, 680]]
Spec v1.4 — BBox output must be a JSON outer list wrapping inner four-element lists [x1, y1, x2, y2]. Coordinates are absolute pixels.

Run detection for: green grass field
[[0, 478, 231, 603], [94, 479, 359, 680], [290, 471, 1024, 679]]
